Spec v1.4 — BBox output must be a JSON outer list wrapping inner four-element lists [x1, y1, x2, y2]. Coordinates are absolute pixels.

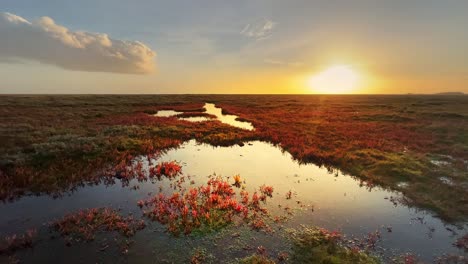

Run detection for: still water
[[154, 103, 255, 130], [0, 140, 465, 263]]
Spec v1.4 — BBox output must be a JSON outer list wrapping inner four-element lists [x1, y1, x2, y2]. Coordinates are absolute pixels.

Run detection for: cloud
[[240, 18, 276, 40], [264, 59, 303, 67], [0, 12, 156, 74]]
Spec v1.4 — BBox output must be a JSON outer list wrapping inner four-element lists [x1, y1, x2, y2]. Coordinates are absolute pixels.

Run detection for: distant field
[[0, 94, 467, 222]]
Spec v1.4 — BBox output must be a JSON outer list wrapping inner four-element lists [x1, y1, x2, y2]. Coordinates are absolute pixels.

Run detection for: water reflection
[[203, 103, 254, 130], [179, 116, 213, 122], [153, 110, 183, 117], [0, 140, 465, 262], [154, 103, 255, 130]]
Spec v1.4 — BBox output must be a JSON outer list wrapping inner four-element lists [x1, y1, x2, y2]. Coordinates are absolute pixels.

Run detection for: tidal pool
[[154, 103, 255, 130], [0, 140, 466, 263]]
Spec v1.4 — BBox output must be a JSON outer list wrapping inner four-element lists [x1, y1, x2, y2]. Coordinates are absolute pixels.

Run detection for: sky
[[1, 0, 468, 94]]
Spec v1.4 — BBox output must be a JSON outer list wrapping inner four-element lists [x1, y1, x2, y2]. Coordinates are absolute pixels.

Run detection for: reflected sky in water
[[203, 103, 254, 130], [0, 140, 465, 262], [154, 103, 254, 130], [156, 141, 465, 259], [153, 110, 183, 117]]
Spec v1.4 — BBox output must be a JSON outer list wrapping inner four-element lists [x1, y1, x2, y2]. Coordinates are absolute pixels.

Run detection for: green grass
[[288, 226, 380, 264]]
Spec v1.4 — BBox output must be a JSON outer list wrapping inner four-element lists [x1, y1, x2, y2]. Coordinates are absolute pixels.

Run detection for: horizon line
[[0, 93, 465, 96]]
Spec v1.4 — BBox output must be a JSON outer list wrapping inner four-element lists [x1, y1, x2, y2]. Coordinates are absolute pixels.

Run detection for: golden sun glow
[[308, 65, 360, 94]]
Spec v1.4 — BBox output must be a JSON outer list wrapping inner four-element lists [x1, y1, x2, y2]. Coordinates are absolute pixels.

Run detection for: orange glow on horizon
[[308, 65, 361, 94]]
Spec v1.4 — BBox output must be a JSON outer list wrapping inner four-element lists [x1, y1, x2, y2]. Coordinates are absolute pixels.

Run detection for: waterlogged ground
[[0, 140, 466, 263], [1, 95, 467, 263]]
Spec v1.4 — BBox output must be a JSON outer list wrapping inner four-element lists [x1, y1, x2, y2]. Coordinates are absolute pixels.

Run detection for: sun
[[308, 65, 360, 94]]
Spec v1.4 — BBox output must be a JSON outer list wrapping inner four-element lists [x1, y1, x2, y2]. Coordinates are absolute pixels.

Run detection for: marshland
[[0, 95, 467, 263], [2, 0, 468, 262]]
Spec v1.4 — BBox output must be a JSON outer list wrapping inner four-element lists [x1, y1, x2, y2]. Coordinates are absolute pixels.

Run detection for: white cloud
[[240, 18, 276, 40], [0, 12, 156, 74]]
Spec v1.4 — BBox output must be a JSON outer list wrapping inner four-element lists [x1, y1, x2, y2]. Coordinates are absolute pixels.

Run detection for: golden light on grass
[[308, 65, 360, 94]]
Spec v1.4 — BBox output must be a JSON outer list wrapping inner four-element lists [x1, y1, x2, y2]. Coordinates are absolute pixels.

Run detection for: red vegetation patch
[[233, 174, 242, 187], [0, 229, 37, 255], [317, 228, 342, 242], [212, 97, 468, 221], [260, 185, 274, 197], [150, 161, 182, 179], [106, 159, 182, 187], [398, 253, 419, 264], [140, 176, 273, 235], [51, 208, 145, 242], [454, 233, 468, 251], [143, 103, 207, 113]]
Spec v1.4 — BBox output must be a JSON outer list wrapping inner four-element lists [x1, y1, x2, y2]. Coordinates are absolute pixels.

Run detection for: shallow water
[[0, 140, 466, 263], [203, 103, 254, 130], [154, 103, 255, 130], [154, 110, 184, 117]]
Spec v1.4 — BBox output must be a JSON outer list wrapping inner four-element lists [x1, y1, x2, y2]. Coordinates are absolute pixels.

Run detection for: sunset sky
[[1, 0, 467, 94]]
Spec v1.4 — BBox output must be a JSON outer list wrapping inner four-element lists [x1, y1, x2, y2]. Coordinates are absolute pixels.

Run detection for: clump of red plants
[[233, 174, 242, 188], [150, 161, 182, 180], [105, 159, 182, 187], [0, 229, 37, 255], [454, 233, 468, 251], [260, 185, 274, 197], [51, 208, 145, 243], [139, 175, 274, 235]]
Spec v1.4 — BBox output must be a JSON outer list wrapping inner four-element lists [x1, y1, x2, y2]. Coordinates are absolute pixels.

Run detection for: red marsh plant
[[140, 175, 274, 235], [105, 160, 182, 187], [51, 208, 145, 243], [149, 161, 182, 180], [454, 233, 468, 251], [142, 102, 207, 114], [233, 174, 242, 187], [0, 229, 37, 255], [259, 185, 274, 197]]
